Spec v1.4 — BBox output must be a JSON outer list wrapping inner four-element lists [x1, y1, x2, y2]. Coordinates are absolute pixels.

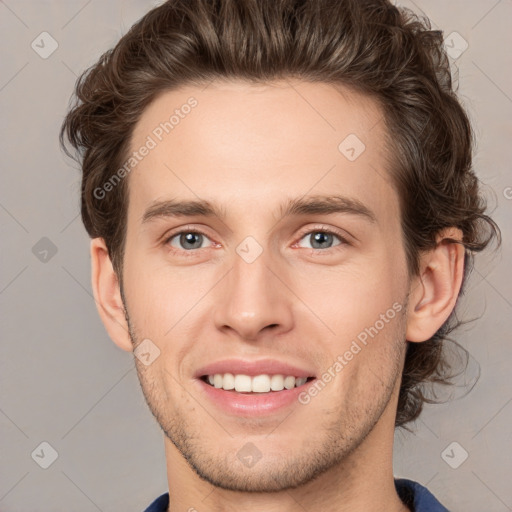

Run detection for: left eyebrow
[[140, 194, 377, 225], [278, 194, 377, 223]]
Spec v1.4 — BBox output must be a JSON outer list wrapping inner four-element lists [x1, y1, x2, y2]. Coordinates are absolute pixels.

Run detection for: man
[[60, 0, 499, 510]]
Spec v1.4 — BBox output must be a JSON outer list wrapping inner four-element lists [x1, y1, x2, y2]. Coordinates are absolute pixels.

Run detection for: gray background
[[1, 0, 511, 510]]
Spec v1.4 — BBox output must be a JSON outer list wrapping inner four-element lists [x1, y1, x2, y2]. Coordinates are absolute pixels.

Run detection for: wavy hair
[[60, 0, 501, 426]]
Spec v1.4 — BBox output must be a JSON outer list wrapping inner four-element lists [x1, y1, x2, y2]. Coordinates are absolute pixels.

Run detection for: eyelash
[[163, 225, 350, 257]]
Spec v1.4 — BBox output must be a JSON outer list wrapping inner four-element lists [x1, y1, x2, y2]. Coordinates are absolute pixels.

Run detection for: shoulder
[[395, 478, 450, 512], [142, 492, 169, 512]]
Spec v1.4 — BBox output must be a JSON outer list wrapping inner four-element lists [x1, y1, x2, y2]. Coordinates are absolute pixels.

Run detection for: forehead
[[127, 79, 396, 225]]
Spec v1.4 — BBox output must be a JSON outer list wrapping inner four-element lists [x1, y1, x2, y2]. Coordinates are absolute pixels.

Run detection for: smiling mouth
[[200, 373, 315, 393]]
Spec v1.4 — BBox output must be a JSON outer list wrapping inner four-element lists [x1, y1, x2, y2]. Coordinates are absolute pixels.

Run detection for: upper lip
[[195, 358, 316, 379]]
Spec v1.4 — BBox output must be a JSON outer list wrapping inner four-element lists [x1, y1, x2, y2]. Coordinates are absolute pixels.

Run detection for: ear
[[406, 228, 465, 342], [90, 238, 133, 352]]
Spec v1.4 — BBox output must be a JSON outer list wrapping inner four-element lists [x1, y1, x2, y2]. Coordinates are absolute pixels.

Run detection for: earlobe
[[406, 228, 465, 343], [90, 238, 133, 352]]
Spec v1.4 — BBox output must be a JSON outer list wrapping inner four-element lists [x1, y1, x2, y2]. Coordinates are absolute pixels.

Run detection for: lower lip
[[196, 378, 316, 416]]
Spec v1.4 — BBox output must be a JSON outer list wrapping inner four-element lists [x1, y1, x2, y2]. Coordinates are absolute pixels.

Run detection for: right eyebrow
[[141, 199, 222, 224]]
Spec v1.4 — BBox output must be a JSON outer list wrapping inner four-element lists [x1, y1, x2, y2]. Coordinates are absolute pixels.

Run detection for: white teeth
[[213, 374, 223, 388], [270, 374, 284, 391], [252, 375, 271, 392], [234, 374, 252, 392], [205, 373, 310, 392], [284, 376, 295, 389], [222, 373, 235, 390]]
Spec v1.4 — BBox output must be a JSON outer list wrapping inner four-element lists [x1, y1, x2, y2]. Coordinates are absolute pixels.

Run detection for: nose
[[213, 244, 294, 342]]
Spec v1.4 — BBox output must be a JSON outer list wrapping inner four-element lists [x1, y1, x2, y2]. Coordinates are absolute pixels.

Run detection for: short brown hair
[[60, 0, 500, 427]]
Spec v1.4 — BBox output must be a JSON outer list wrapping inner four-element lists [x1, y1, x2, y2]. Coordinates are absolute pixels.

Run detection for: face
[[121, 79, 411, 492]]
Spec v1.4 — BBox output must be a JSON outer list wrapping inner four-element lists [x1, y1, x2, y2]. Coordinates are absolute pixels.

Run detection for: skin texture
[[91, 79, 465, 511]]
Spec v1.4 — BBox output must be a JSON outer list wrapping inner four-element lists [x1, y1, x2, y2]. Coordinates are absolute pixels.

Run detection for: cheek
[[325, 296, 406, 408], [296, 254, 405, 347], [123, 248, 220, 341], [123, 251, 175, 333]]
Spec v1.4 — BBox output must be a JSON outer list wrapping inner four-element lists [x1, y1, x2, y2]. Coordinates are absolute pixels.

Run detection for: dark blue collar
[[143, 478, 449, 511], [395, 479, 450, 511]]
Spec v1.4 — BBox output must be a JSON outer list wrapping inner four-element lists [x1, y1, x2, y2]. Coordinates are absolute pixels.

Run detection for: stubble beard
[[122, 296, 407, 493]]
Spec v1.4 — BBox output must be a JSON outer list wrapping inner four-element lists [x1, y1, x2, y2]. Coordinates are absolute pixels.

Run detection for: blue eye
[[297, 230, 345, 250], [167, 231, 210, 251]]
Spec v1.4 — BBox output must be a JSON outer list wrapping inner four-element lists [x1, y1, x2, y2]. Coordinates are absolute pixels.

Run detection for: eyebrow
[[141, 194, 377, 225]]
